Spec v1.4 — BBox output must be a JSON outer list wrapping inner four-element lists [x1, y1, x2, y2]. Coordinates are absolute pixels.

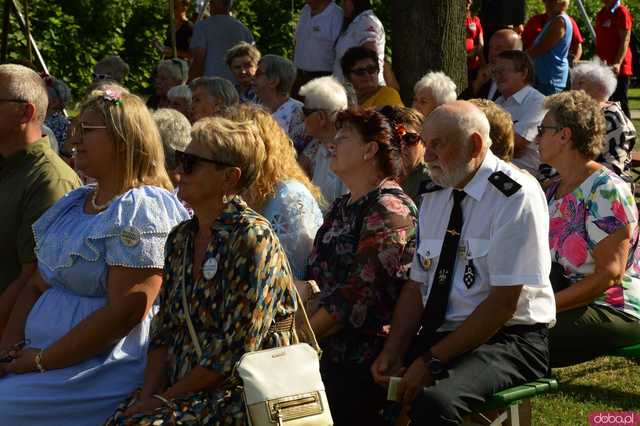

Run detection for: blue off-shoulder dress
[[0, 185, 189, 426]]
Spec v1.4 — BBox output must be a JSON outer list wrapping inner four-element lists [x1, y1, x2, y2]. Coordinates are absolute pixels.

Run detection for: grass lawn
[[532, 357, 640, 425]]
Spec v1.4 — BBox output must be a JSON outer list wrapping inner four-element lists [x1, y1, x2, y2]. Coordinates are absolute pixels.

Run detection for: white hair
[[414, 71, 457, 106], [157, 59, 189, 84], [0, 63, 48, 122], [299, 76, 348, 116], [458, 105, 492, 148], [153, 108, 191, 169], [167, 84, 192, 106], [571, 58, 618, 101]]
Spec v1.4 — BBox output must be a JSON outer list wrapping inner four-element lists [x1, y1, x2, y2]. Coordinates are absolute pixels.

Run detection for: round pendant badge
[[120, 226, 141, 247], [421, 256, 432, 270], [202, 257, 218, 280]]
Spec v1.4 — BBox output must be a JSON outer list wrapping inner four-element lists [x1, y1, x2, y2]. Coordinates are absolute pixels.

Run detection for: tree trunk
[[391, 0, 467, 104]]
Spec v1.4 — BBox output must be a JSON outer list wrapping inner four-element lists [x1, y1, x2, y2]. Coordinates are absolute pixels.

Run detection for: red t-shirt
[[466, 15, 483, 71], [522, 13, 584, 51], [595, 4, 633, 76]]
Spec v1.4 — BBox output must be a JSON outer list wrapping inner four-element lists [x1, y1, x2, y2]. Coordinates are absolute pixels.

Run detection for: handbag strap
[[291, 280, 322, 356], [181, 234, 203, 359]]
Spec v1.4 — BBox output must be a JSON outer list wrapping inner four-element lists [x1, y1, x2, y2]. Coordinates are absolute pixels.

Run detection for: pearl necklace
[[91, 186, 114, 211]]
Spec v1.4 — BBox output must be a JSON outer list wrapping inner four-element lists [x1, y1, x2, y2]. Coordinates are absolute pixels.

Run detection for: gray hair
[[259, 54, 297, 97], [167, 84, 192, 106], [153, 108, 192, 170], [157, 59, 189, 84], [414, 71, 457, 106], [190, 76, 239, 107], [299, 76, 348, 118], [571, 58, 618, 101], [93, 55, 130, 83], [0, 64, 48, 122], [46, 77, 72, 107], [430, 102, 492, 149]]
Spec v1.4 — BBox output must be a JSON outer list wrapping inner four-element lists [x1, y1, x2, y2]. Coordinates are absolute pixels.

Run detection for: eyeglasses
[[175, 150, 235, 175], [536, 124, 562, 137], [302, 107, 324, 117], [401, 132, 422, 146], [92, 72, 113, 81], [349, 65, 378, 77], [69, 122, 107, 142]]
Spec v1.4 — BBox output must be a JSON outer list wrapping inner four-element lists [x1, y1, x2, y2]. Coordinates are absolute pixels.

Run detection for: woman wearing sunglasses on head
[[106, 117, 298, 425], [378, 105, 430, 205], [342, 46, 403, 109], [0, 87, 189, 425]]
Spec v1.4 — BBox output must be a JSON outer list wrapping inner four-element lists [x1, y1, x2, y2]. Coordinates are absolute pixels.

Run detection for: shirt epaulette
[[488, 171, 521, 197], [418, 179, 443, 195]]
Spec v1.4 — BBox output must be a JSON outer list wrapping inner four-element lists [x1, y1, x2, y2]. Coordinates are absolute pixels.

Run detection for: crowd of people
[[0, 0, 639, 425]]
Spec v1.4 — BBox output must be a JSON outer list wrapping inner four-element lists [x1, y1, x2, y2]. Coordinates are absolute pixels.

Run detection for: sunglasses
[[350, 65, 379, 77], [175, 150, 235, 175], [92, 72, 113, 81], [401, 132, 422, 146], [302, 107, 324, 117], [536, 125, 562, 137]]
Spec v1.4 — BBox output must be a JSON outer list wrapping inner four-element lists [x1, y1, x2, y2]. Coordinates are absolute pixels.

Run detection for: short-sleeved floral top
[[307, 180, 417, 365], [546, 168, 640, 318]]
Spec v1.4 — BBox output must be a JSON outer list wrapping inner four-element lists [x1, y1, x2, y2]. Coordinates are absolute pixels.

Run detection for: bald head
[[489, 29, 523, 65], [425, 101, 492, 149]]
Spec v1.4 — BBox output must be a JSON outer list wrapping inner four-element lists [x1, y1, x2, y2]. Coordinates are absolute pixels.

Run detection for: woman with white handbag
[[106, 117, 299, 425]]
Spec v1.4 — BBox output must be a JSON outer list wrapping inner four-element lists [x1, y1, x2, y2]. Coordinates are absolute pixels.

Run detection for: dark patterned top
[[149, 196, 297, 423], [44, 111, 70, 153], [596, 102, 637, 178], [307, 180, 417, 365]]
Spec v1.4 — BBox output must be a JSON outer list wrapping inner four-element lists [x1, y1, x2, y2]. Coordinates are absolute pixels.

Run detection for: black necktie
[[419, 189, 466, 337]]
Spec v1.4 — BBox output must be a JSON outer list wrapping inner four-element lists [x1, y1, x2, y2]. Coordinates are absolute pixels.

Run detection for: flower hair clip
[[102, 89, 123, 106]]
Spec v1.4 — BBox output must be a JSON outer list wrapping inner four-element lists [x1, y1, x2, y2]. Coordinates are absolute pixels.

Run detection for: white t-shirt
[[333, 10, 385, 85], [294, 2, 343, 72], [410, 151, 556, 331], [496, 85, 546, 176]]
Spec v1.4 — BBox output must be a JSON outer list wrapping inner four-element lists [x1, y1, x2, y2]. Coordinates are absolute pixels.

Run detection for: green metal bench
[[469, 378, 558, 426], [609, 343, 640, 358]]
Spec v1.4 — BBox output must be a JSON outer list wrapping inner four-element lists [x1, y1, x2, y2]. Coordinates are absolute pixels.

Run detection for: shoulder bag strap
[[291, 279, 322, 356], [181, 234, 204, 359]]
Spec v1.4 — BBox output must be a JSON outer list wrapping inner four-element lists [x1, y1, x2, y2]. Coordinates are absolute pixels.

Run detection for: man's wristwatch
[[422, 350, 447, 380]]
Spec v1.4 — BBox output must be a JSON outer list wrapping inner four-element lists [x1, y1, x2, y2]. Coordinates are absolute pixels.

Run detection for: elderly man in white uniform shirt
[[293, 0, 343, 95], [371, 101, 555, 425], [495, 50, 546, 177]]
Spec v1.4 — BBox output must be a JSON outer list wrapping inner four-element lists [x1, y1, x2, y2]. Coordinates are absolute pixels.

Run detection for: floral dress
[[546, 168, 640, 319], [307, 180, 417, 365], [108, 196, 297, 425]]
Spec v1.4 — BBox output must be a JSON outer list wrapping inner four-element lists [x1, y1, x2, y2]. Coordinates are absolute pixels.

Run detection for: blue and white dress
[[262, 180, 323, 279], [0, 185, 189, 426]]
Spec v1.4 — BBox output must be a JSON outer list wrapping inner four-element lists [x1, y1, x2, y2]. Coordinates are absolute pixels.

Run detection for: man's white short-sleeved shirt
[[496, 85, 546, 176], [333, 10, 385, 85], [410, 151, 556, 332], [294, 3, 343, 72]]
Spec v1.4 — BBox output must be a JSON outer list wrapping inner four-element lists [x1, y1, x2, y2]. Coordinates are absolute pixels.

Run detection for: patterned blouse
[[596, 102, 637, 179], [114, 196, 297, 425], [307, 180, 417, 365], [546, 168, 640, 319]]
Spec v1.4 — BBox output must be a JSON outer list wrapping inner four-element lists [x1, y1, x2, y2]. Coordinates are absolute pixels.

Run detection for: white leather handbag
[[234, 283, 333, 426]]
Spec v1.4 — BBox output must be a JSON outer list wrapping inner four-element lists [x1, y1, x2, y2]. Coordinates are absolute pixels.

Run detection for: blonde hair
[[469, 99, 514, 162], [221, 104, 325, 210], [80, 85, 172, 193], [191, 116, 265, 190]]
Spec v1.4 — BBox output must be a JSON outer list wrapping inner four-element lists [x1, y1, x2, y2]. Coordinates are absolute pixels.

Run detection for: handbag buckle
[[267, 391, 323, 422]]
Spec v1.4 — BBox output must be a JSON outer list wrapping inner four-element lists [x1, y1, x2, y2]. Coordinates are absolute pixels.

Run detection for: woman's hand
[[3, 347, 40, 374], [123, 396, 165, 418]]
